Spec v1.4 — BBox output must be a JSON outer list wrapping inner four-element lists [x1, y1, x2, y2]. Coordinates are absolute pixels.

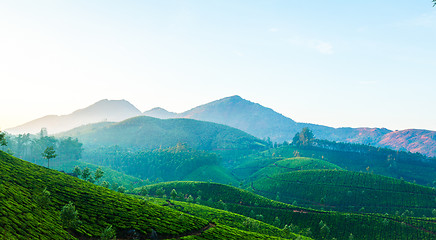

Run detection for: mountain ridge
[[6, 99, 142, 135], [7, 96, 436, 157]]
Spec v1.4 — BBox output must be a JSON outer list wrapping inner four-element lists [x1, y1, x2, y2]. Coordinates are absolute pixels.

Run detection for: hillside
[[252, 169, 436, 216], [249, 157, 342, 181], [6, 99, 141, 135], [8, 96, 436, 157], [378, 129, 436, 157], [178, 95, 299, 142], [242, 144, 436, 186], [60, 116, 266, 151], [0, 150, 301, 239], [174, 96, 436, 157], [140, 181, 436, 240]]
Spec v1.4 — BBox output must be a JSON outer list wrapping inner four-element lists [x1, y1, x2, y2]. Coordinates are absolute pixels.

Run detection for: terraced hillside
[[140, 181, 436, 240], [249, 157, 342, 181], [240, 144, 436, 186], [146, 197, 310, 239], [252, 169, 436, 216], [0, 151, 296, 239]]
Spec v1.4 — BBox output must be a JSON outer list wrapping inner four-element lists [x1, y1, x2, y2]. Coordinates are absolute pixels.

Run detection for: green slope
[[250, 157, 342, 180], [0, 151, 293, 239], [147, 197, 310, 239], [252, 169, 436, 216], [261, 144, 436, 186], [52, 160, 148, 191], [183, 165, 239, 186], [59, 116, 266, 151], [140, 181, 436, 240]]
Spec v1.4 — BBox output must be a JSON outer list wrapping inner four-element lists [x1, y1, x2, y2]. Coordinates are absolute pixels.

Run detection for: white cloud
[[288, 36, 334, 55], [313, 41, 334, 55], [269, 28, 279, 32]]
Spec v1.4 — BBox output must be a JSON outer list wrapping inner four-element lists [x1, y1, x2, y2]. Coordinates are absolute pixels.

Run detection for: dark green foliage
[[252, 169, 436, 216], [5, 134, 83, 168], [140, 181, 436, 240], [94, 167, 104, 183], [249, 157, 342, 181], [171, 189, 178, 200], [100, 225, 116, 240], [81, 167, 91, 181], [0, 151, 236, 239], [292, 128, 314, 147], [0, 131, 6, 146], [85, 145, 223, 182], [35, 187, 51, 208], [241, 141, 436, 186], [73, 166, 82, 178], [147, 197, 308, 239], [60, 201, 81, 229]]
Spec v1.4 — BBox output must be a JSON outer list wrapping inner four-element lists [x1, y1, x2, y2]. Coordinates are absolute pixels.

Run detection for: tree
[[101, 181, 110, 188], [117, 186, 126, 193], [58, 137, 83, 161], [156, 187, 165, 197], [139, 186, 148, 196], [81, 167, 91, 181], [60, 201, 81, 230], [94, 167, 104, 183], [73, 166, 82, 178], [42, 146, 57, 168], [35, 188, 51, 208], [292, 127, 314, 147], [170, 189, 178, 200], [101, 225, 116, 240], [0, 131, 7, 146]]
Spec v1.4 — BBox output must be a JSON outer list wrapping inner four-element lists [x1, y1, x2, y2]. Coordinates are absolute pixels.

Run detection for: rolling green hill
[[253, 170, 436, 216], [183, 165, 239, 186], [249, 157, 342, 181], [147, 197, 310, 239], [139, 181, 436, 240], [236, 143, 436, 186], [0, 151, 300, 239], [59, 116, 266, 151]]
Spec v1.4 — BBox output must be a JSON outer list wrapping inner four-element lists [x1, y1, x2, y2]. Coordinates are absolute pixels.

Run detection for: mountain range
[[6, 96, 436, 157]]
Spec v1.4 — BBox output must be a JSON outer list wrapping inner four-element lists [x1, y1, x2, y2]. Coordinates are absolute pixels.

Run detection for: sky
[[0, 1, 435, 131]]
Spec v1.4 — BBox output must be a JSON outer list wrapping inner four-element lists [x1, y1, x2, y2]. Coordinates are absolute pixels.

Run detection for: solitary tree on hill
[[0, 131, 7, 146], [292, 127, 314, 147], [42, 146, 57, 168], [170, 189, 178, 200], [60, 201, 81, 230]]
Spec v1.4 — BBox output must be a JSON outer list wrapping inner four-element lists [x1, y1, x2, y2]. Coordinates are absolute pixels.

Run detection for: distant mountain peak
[[143, 107, 177, 119], [7, 99, 141, 134]]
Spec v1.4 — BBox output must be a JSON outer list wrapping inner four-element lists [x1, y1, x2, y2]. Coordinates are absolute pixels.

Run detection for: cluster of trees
[[0, 131, 83, 168], [84, 143, 220, 181], [292, 128, 315, 147], [72, 166, 104, 184]]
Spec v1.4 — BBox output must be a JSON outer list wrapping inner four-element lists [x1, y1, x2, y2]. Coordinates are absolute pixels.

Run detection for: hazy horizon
[[1, 1, 435, 131], [3, 96, 435, 132]]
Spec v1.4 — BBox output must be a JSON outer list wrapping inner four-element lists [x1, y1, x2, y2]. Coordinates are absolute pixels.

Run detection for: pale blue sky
[[0, 1, 435, 131]]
